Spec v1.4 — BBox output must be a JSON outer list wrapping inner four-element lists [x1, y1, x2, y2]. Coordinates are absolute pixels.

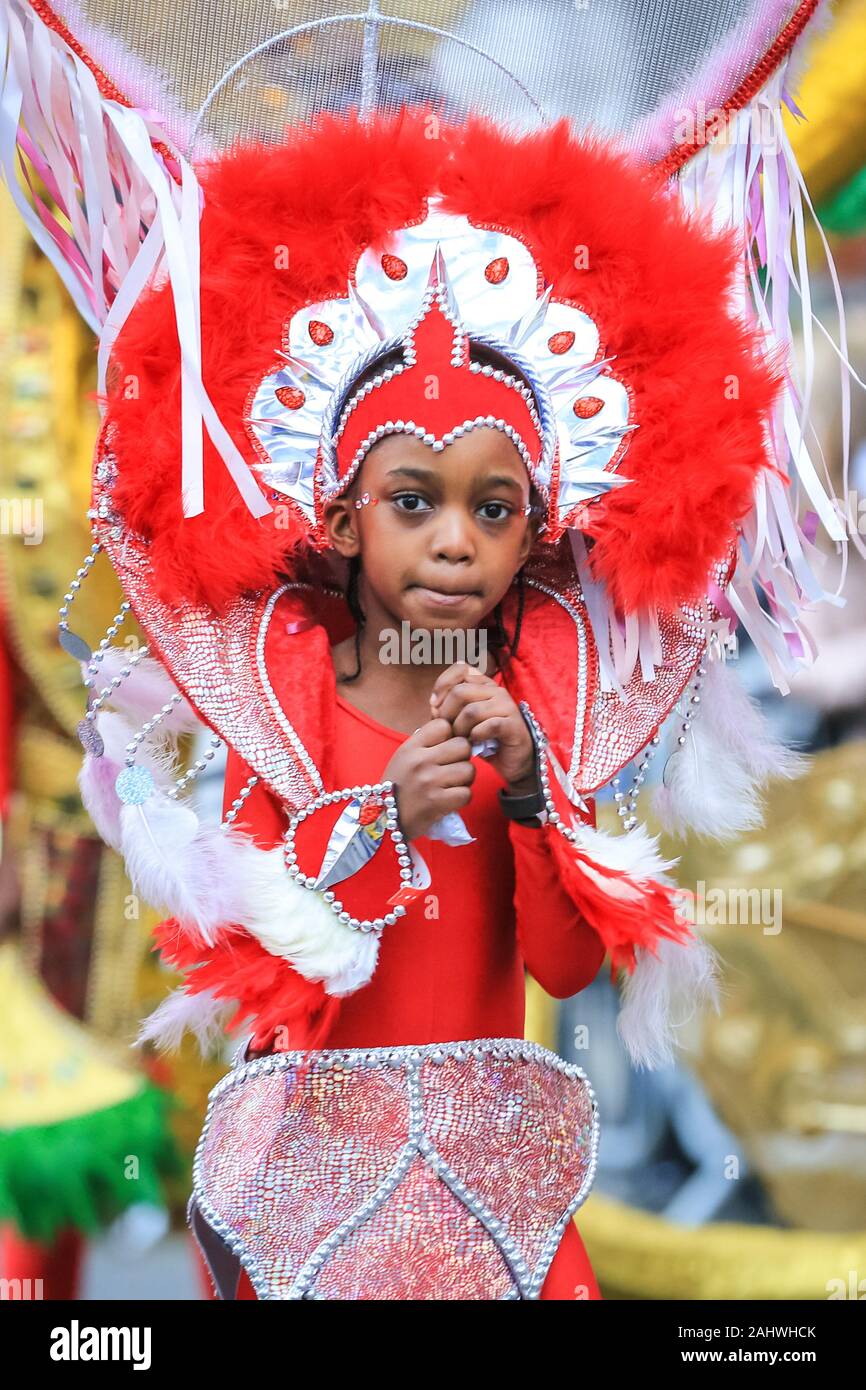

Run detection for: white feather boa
[[78, 708, 183, 852], [553, 819, 721, 1069], [135, 986, 236, 1056], [118, 791, 378, 994], [617, 935, 721, 1071], [654, 659, 806, 841], [77, 647, 378, 1043]]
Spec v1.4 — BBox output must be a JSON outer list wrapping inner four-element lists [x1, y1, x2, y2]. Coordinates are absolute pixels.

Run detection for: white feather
[[78, 751, 125, 852], [118, 797, 379, 994], [78, 709, 183, 850], [562, 815, 721, 1069], [135, 986, 234, 1056], [617, 933, 722, 1071], [100, 710, 181, 784], [80, 648, 200, 735], [653, 659, 807, 841], [567, 820, 679, 880]]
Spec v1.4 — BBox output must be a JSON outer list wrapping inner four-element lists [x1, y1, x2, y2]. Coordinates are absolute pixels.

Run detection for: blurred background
[[2, 0, 866, 1300]]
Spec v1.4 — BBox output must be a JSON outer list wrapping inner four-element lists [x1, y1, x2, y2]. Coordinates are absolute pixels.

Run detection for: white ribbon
[[1, 0, 272, 522]]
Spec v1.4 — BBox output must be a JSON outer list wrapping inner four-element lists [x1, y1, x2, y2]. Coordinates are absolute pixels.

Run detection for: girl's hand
[[430, 662, 537, 793], [382, 718, 475, 842]]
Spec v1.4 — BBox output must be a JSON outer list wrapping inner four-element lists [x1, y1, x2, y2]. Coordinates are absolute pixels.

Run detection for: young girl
[[217, 419, 610, 1298], [71, 108, 798, 1300]]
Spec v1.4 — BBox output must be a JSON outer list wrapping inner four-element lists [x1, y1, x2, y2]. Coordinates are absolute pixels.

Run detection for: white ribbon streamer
[[0, 0, 272, 522]]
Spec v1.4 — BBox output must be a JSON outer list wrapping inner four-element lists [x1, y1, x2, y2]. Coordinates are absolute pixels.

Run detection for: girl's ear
[[323, 496, 360, 558]]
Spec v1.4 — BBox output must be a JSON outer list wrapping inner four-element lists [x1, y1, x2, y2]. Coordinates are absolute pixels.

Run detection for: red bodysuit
[[222, 683, 605, 1301]]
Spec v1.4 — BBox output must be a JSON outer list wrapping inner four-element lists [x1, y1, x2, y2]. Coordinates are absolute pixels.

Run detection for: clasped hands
[[382, 662, 537, 843]]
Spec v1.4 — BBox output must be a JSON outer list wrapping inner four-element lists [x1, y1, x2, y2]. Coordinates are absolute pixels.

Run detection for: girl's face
[[324, 427, 537, 631]]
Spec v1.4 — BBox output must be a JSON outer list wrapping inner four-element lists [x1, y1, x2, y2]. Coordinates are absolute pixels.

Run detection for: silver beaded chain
[[611, 731, 663, 832], [610, 663, 708, 827], [284, 781, 409, 934], [122, 693, 185, 769], [167, 733, 224, 800], [57, 542, 102, 660], [61, 541, 216, 810], [83, 643, 151, 722], [661, 662, 707, 789], [222, 774, 260, 828], [82, 601, 133, 683]]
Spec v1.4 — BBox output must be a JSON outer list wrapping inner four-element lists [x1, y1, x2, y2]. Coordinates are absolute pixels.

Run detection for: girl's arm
[[508, 814, 607, 1000]]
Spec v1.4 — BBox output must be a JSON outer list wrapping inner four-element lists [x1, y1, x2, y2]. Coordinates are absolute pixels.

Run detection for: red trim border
[[653, 0, 823, 179]]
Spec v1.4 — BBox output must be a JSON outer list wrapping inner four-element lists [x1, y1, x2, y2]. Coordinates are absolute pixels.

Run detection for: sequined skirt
[[189, 1037, 599, 1300]]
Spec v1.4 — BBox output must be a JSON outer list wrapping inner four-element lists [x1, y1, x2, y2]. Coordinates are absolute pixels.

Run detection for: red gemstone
[[548, 331, 576, 355], [381, 253, 408, 281], [485, 256, 509, 284], [308, 319, 334, 346], [573, 396, 604, 419], [276, 385, 305, 410], [359, 795, 384, 825]]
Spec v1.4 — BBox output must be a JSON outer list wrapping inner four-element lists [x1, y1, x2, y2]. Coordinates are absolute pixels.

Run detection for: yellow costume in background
[[568, 755, 866, 1299], [0, 186, 223, 1251]]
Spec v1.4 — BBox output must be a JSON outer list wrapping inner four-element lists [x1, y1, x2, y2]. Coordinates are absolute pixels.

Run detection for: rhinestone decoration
[[548, 330, 576, 354], [115, 764, 155, 805], [381, 253, 408, 280], [284, 781, 409, 933], [275, 386, 305, 411], [308, 320, 334, 346], [58, 627, 92, 662], [484, 256, 509, 284], [573, 396, 604, 419], [245, 200, 633, 536], [191, 1038, 598, 1301], [76, 716, 104, 757]]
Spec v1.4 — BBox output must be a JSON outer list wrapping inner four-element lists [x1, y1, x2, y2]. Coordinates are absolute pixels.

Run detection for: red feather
[[152, 917, 341, 1052], [543, 823, 693, 973]]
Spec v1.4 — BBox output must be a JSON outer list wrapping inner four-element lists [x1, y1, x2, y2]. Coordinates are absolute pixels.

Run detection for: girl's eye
[[477, 501, 512, 522], [392, 493, 432, 514]]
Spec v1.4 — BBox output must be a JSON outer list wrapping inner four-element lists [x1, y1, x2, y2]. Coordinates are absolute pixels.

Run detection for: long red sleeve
[[509, 818, 607, 999]]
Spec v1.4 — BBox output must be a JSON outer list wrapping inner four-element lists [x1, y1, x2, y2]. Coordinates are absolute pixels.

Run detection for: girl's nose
[[431, 509, 474, 563]]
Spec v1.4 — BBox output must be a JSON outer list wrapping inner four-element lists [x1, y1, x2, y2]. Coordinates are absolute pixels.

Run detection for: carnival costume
[[1, 0, 852, 1299]]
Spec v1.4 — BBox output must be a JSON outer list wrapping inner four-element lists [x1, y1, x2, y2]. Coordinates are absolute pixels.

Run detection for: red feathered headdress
[[101, 107, 779, 614]]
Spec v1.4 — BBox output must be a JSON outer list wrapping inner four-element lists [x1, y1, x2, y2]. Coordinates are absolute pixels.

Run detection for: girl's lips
[[411, 586, 478, 609]]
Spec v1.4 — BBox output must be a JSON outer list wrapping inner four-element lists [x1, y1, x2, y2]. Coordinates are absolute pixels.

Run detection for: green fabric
[[0, 1084, 184, 1243], [817, 163, 866, 236]]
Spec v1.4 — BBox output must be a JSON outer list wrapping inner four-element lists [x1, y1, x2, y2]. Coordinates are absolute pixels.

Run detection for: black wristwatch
[[498, 716, 545, 826]]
